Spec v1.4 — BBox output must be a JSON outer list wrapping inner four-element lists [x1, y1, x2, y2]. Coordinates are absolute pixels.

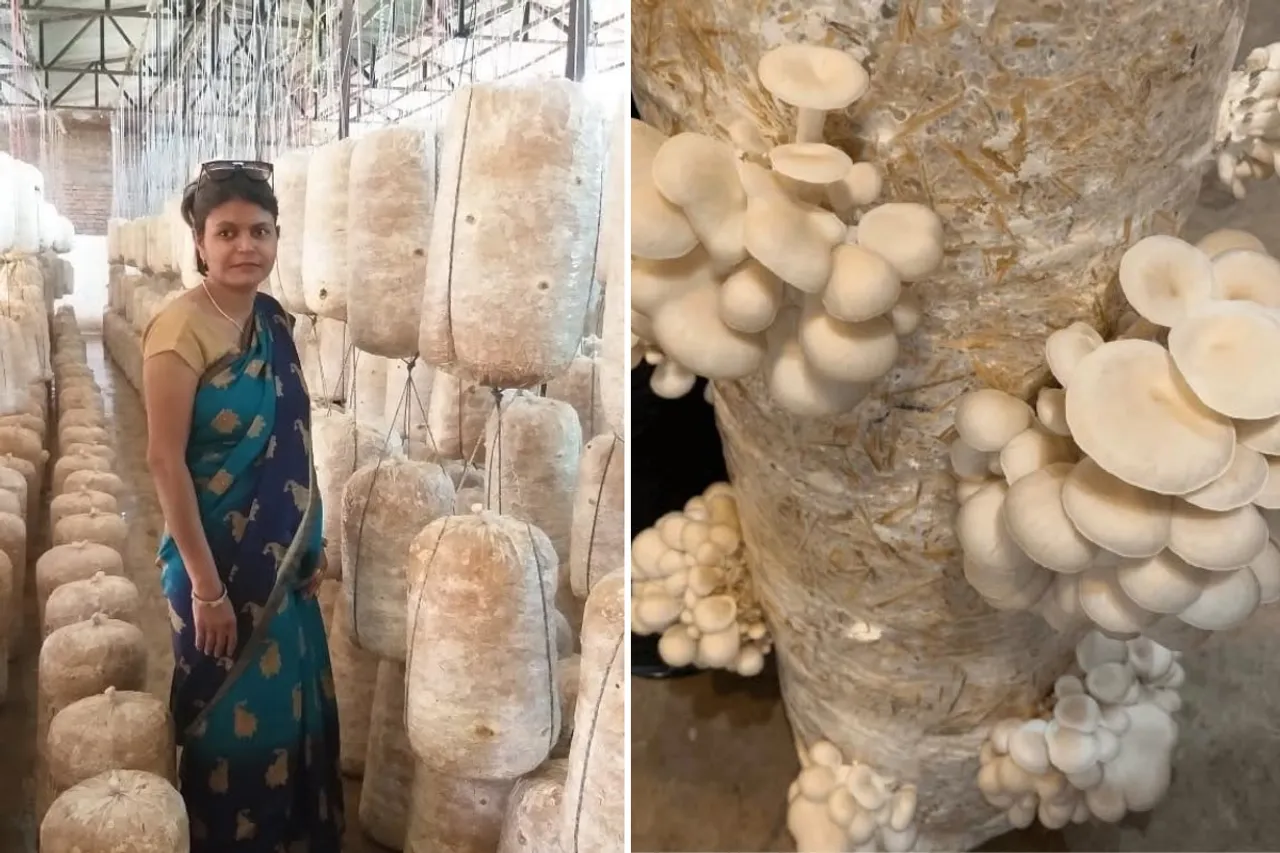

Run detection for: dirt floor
[[630, 4, 1280, 852], [0, 338, 386, 852]]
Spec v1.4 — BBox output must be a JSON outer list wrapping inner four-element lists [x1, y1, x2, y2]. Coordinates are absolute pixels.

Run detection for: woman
[[141, 160, 344, 851]]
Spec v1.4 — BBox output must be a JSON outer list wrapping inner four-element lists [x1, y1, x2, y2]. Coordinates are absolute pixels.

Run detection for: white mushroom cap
[[1182, 444, 1268, 510], [1078, 567, 1158, 635], [764, 308, 869, 417], [692, 594, 738, 633], [1167, 501, 1269, 571], [954, 389, 1035, 453], [1036, 388, 1070, 437], [630, 120, 699, 260], [955, 481, 1038, 579], [1114, 550, 1208, 614], [1045, 322, 1104, 388], [1003, 462, 1098, 573], [697, 626, 741, 668], [808, 740, 844, 767], [1064, 339, 1235, 495], [1034, 572, 1088, 631], [1060, 457, 1173, 558], [757, 44, 870, 144], [1101, 702, 1177, 813], [742, 177, 842, 292], [949, 438, 994, 482], [1178, 566, 1262, 631], [847, 764, 889, 811], [1235, 414, 1280, 455], [1195, 227, 1267, 258], [1256, 454, 1280, 509], [889, 289, 921, 336], [1045, 721, 1100, 775], [650, 132, 748, 272], [649, 360, 698, 399], [631, 246, 720, 317], [966, 558, 1053, 611], [650, 278, 767, 380], [1208, 249, 1280, 306], [769, 143, 854, 185], [1117, 235, 1214, 327], [1085, 661, 1135, 704], [1167, 300, 1280, 419], [1007, 720, 1051, 774], [826, 162, 882, 212], [1124, 636, 1175, 681], [719, 260, 785, 334], [757, 44, 870, 110], [657, 625, 697, 667], [821, 244, 901, 323], [1248, 539, 1280, 604], [798, 304, 899, 384], [998, 426, 1076, 485], [856, 203, 945, 281], [1054, 693, 1102, 733]]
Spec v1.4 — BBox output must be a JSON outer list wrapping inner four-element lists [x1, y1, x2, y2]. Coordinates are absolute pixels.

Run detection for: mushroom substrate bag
[[418, 79, 608, 388], [342, 459, 456, 660], [359, 660, 417, 849], [329, 593, 378, 778], [347, 126, 437, 360], [40, 770, 188, 853], [347, 350, 390, 431], [43, 573, 140, 638], [312, 408, 390, 580], [404, 768, 514, 853], [561, 570, 625, 853], [47, 688, 177, 795], [424, 370, 493, 463], [569, 434, 625, 598], [275, 148, 312, 314], [497, 759, 569, 853], [302, 137, 357, 320], [405, 512, 561, 779], [484, 393, 583, 629]]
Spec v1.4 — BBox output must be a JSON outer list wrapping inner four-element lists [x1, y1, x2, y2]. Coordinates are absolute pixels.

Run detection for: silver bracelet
[[192, 584, 228, 608]]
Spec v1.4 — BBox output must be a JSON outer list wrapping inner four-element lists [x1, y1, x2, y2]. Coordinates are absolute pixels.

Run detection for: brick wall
[[0, 110, 113, 236]]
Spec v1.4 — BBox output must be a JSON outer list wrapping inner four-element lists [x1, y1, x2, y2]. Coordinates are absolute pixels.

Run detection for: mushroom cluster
[[1214, 42, 1280, 198], [977, 631, 1183, 829], [631, 42, 943, 415], [952, 230, 1280, 638], [786, 738, 919, 853], [630, 482, 773, 676]]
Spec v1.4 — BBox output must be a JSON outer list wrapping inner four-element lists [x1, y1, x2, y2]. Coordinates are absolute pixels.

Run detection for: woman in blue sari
[[141, 161, 344, 851]]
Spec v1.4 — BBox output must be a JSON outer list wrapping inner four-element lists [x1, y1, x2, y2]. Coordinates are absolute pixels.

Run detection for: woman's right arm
[[142, 351, 222, 602]]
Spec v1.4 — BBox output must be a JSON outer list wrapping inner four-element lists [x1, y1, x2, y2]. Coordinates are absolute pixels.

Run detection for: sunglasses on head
[[199, 160, 274, 185]]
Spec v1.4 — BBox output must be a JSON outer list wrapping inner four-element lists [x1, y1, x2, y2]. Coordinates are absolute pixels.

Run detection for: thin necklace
[[202, 280, 247, 335]]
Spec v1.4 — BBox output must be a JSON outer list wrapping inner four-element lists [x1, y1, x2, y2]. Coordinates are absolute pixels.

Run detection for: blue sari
[[158, 293, 344, 851]]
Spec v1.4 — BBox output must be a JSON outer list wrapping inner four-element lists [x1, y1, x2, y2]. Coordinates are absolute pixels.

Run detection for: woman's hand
[[302, 550, 328, 600], [193, 593, 238, 658]]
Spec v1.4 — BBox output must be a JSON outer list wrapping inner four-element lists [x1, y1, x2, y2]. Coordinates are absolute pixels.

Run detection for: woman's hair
[[180, 168, 280, 274]]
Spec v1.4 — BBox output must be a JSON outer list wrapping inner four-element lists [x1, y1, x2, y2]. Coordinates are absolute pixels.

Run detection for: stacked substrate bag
[[37, 311, 155, 832]]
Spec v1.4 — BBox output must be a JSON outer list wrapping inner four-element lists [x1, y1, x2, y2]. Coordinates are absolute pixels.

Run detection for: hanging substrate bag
[[302, 138, 357, 320], [561, 569, 625, 853], [348, 127, 436, 359], [569, 434, 624, 598], [405, 511, 561, 779], [342, 458, 456, 660], [275, 148, 312, 314], [419, 79, 607, 388]]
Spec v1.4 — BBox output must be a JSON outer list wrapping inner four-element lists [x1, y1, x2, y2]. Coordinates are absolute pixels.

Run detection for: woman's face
[[196, 198, 278, 291]]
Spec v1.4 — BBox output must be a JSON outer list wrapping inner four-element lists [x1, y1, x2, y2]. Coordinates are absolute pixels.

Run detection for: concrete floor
[[0, 337, 385, 852], [630, 4, 1280, 852]]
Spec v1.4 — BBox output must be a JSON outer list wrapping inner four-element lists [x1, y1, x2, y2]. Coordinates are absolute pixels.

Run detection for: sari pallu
[[158, 293, 345, 852]]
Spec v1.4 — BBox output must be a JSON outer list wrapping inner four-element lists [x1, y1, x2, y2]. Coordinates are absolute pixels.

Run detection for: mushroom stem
[[796, 107, 828, 144]]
